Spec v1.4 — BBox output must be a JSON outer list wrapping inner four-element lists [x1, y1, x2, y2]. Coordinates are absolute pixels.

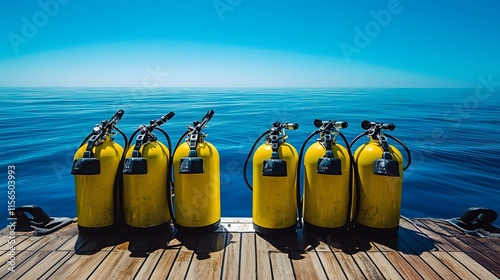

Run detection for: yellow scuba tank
[[350, 120, 412, 233], [244, 122, 299, 235], [122, 112, 175, 228], [300, 119, 351, 231], [172, 110, 221, 233], [71, 110, 126, 234]]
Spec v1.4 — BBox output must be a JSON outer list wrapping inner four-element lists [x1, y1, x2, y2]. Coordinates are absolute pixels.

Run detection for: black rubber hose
[[338, 131, 355, 227], [243, 130, 271, 191], [349, 131, 369, 148], [78, 132, 94, 147], [174, 130, 190, 153], [156, 127, 175, 224], [156, 128, 172, 155], [296, 130, 320, 228], [127, 128, 142, 149], [113, 126, 129, 226], [168, 130, 190, 222], [384, 133, 412, 171], [349, 131, 368, 223]]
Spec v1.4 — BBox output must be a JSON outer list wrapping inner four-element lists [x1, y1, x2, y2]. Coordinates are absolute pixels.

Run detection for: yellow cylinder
[[303, 142, 350, 229], [252, 142, 298, 233], [173, 140, 221, 230], [74, 137, 123, 229], [122, 141, 171, 228], [353, 138, 404, 230]]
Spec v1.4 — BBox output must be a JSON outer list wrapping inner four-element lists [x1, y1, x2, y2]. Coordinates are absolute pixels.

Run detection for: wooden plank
[[0, 235, 30, 251], [240, 233, 256, 280], [3, 232, 75, 279], [0, 250, 47, 279], [431, 218, 500, 253], [167, 251, 192, 279], [47, 251, 110, 279], [353, 234, 381, 252], [366, 251, 404, 280], [143, 249, 178, 280], [259, 232, 304, 253], [148, 225, 177, 251], [74, 235, 108, 253], [416, 251, 460, 279], [420, 219, 473, 250], [400, 216, 438, 249], [334, 252, 366, 279], [2, 217, 500, 280], [338, 232, 363, 253], [13, 235, 46, 252], [316, 251, 347, 280], [87, 251, 145, 280], [398, 226, 436, 253], [305, 234, 331, 252], [359, 232, 409, 252], [17, 251, 71, 280], [98, 232, 129, 252], [269, 252, 294, 280], [422, 219, 500, 277], [458, 235, 500, 252], [185, 233, 226, 280], [39, 251, 74, 280], [147, 234, 183, 280], [352, 252, 384, 279], [255, 234, 273, 280], [57, 234, 80, 251], [455, 249, 500, 278], [367, 230, 443, 280], [0, 233, 11, 246], [383, 251, 423, 279], [72, 228, 127, 254], [135, 227, 178, 279], [411, 219, 461, 252], [291, 250, 327, 280], [166, 235, 198, 280], [222, 233, 241, 280], [324, 233, 344, 252], [39, 232, 79, 252], [449, 251, 500, 279], [430, 251, 479, 280]]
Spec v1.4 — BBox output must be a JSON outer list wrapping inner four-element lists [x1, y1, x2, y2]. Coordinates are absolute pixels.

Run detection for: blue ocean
[[1, 88, 499, 227]]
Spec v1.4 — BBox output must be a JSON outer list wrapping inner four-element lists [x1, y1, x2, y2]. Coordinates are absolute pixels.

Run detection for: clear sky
[[1, 0, 499, 87]]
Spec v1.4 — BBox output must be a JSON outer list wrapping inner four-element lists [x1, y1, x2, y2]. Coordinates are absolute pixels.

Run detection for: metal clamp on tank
[[350, 120, 412, 233], [123, 112, 175, 174], [71, 109, 127, 234], [178, 110, 214, 174], [360, 120, 400, 176], [262, 122, 299, 177], [297, 119, 352, 232], [314, 119, 348, 175], [172, 110, 220, 232], [71, 109, 125, 175], [122, 112, 175, 229], [243, 121, 299, 235]]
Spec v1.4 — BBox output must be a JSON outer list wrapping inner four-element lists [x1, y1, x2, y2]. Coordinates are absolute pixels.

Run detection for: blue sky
[[0, 0, 499, 87]]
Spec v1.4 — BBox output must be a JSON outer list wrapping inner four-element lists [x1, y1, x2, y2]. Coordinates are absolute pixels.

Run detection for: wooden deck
[[1, 217, 499, 279]]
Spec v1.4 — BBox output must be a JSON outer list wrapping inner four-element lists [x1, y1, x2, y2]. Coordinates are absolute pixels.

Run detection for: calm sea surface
[[1, 88, 499, 227]]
